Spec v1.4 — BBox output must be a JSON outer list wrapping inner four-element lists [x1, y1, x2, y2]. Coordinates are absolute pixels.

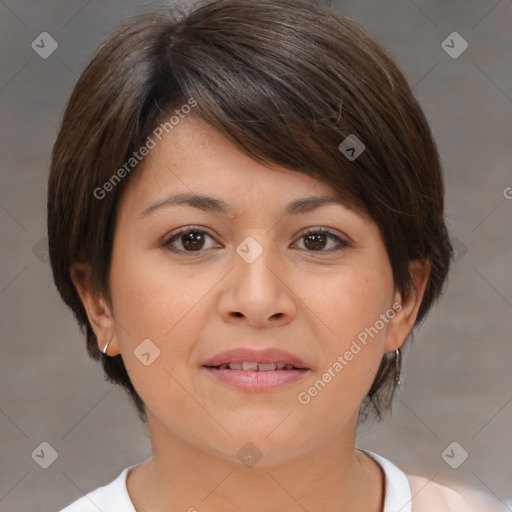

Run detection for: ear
[[384, 259, 430, 353], [69, 262, 119, 356]]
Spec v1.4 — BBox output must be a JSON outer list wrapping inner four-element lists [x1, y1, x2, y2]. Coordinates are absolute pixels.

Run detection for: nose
[[217, 236, 297, 327]]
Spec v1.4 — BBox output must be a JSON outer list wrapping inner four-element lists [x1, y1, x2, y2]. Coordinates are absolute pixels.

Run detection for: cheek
[[314, 265, 393, 346], [110, 241, 197, 337], [299, 264, 394, 407], [107, 246, 206, 408], [108, 243, 220, 375]]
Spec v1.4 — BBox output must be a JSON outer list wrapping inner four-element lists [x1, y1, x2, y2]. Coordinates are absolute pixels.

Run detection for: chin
[[207, 426, 309, 467]]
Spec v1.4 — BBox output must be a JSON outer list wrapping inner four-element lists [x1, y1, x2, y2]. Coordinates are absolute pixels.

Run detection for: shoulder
[[408, 475, 471, 508], [360, 449, 505, 512], [58, 487, 110, 512], [407, 475, 507, 512], [57, 466, 136, 512]]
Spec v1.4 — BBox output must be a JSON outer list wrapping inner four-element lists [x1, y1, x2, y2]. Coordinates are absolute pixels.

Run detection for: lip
[[201, 347, 310, 369], [203, 366, 309, 391], [201, 347, 310, 392]]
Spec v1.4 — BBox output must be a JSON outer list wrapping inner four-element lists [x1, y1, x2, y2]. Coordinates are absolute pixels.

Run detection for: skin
[[72, 114, 429, 512]]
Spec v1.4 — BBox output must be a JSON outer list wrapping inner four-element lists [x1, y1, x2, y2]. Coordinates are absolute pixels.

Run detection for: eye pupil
[[182, 231, 205, 251], [304, 233, 327, 251]]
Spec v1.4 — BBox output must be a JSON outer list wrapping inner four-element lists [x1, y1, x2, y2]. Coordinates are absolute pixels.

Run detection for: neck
[[127, 412, 384, 512]]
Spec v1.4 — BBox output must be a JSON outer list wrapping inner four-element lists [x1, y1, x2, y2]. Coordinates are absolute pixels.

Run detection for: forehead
[[119, 114, 368, 221]]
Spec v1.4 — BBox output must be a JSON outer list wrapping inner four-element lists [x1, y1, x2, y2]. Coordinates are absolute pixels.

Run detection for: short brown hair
[[47, 0, 453, 423]]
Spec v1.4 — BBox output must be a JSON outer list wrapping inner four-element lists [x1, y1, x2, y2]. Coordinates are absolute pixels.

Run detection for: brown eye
[[162, 226, 349, 256], [163, 228, 218, 253], [295, 228, 349, 253], [180, 231, 206, 251]]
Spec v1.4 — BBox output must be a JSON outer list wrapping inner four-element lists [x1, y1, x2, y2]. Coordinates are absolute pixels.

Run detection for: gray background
[[0, 0, 511, 510]]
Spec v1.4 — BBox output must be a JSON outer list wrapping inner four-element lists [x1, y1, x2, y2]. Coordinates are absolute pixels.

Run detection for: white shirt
[[57, 451, 505, 511]]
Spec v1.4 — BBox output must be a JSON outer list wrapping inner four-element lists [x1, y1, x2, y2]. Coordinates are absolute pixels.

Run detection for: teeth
[[220, 362, 297, 371], [241, 361, 259, 371]]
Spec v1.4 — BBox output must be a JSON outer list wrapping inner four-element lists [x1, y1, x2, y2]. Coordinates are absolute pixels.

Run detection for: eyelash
[[162, 226, 350, 255]]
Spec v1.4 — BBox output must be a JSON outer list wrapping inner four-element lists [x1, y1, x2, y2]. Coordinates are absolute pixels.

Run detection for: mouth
[[201, 347, 310, 369], [201, 348, 310, 391], [203, 362, 307, 371]]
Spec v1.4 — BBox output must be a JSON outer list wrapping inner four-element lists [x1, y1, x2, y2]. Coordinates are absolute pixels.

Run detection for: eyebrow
[[137, 192, 359, 220]]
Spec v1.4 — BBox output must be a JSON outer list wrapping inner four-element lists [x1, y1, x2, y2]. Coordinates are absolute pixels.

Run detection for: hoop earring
[[395, 348, 403, 387], [102, 338, 112, 355]]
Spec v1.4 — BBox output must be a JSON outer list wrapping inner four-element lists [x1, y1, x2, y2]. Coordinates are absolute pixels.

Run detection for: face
[[75, 114, 426, 466]]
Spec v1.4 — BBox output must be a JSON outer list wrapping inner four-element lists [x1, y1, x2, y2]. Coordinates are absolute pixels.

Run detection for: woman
[[48, 0, 498, 510]]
